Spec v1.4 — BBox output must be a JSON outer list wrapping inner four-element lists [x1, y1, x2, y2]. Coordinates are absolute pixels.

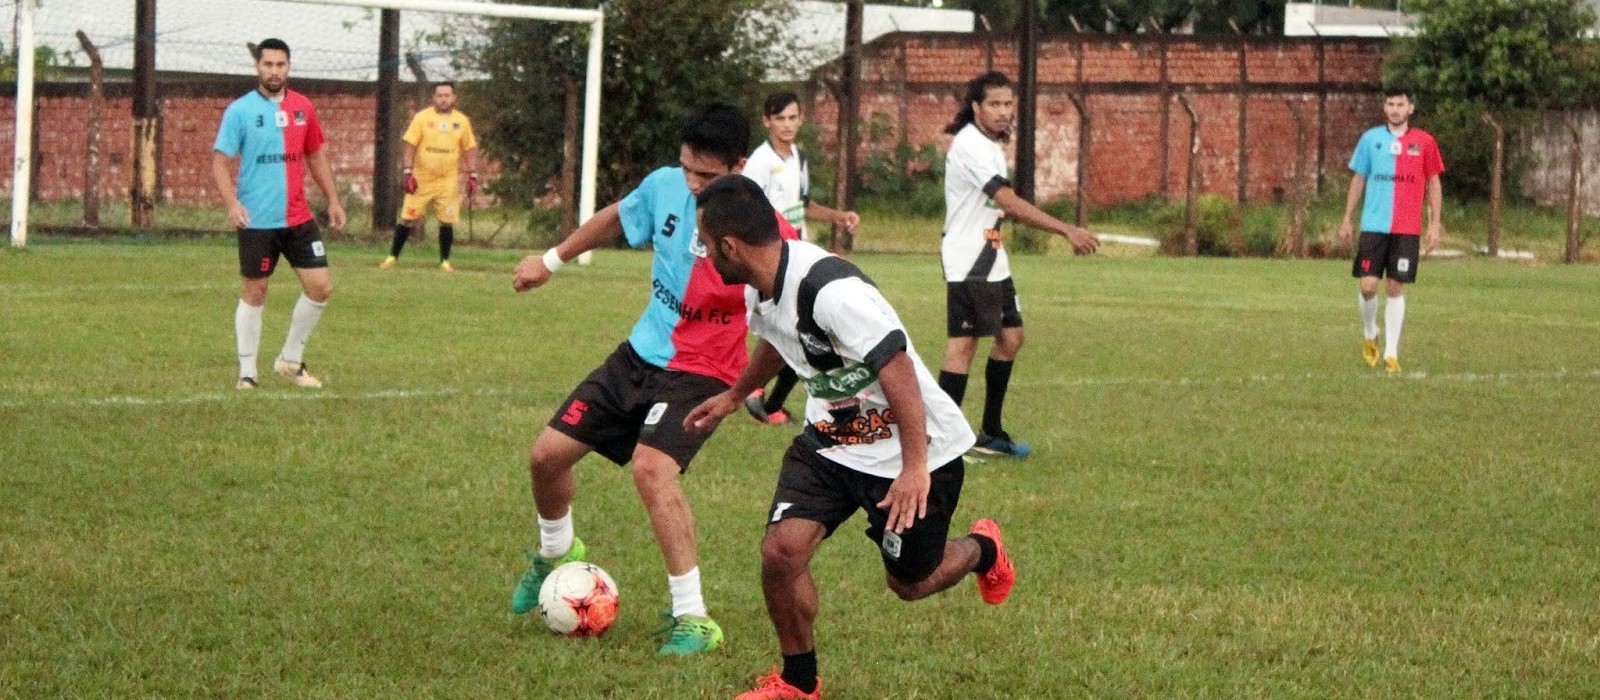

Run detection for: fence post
[[75, 30, 104, 230], [1177, 91, 1200, 256]]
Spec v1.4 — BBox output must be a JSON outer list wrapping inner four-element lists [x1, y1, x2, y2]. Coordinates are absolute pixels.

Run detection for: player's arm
[[512, 201, 624, 292], [1424, 174, 1443, 252], [1337, 174, 1366, 244], [307, 148, 346, 231], [992, 187, 1098, 255], [683, 341, 787, 434], [874, 351, 930, 534], [805, 200, 860, 233], [211, 151, 249, 229]]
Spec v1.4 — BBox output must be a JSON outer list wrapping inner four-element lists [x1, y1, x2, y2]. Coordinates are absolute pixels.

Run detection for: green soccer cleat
[[654, 612, 724, 656], [510, 538, 587, 615]]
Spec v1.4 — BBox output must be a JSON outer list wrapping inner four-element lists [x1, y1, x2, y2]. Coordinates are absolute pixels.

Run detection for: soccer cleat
[[236, 376, 258, 390], [1385, 356, 1401, 374], [972, 432, 1032, 458], [380, 255, 397, 269], [766, 409, 794, 426], [735, 668, 823, 700], [743, 389, 772, 423], [1362, 337, 1380, 368], [440, 260, 455, 273], [655, 613, 724, 656], [273, 359, 323, 388], [970, 518, 1015, 605], [511, 538, 587, 615]]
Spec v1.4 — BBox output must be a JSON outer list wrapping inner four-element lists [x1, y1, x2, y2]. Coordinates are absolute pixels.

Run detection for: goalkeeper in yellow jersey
[[382, 81, 479, 272]]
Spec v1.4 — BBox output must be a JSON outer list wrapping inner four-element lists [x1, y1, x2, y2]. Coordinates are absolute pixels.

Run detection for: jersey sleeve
[[213, 104, 244, 157], [1424, 135, 1445, 177], [303, 103, 325, 155], [402, 112, 424, 147], [1348, 132, 1372, 176], [812, 279, 909, 371], [618, 169, 667, 249]]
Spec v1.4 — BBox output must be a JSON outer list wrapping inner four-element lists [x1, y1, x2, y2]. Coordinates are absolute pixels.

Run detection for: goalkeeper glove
[[467, 172, 479, 196], [403, 169, 418, 194]]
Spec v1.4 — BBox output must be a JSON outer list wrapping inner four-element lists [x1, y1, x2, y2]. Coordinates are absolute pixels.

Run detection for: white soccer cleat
[[274, 358, 323, 388]]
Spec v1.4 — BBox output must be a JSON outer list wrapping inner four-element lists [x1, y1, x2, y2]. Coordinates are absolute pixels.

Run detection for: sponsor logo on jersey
[[1389, 141, 1402, 155], [293, 110, 307, 125], [804, 362, 877, 400], [275, 111, 289, 128], [1406, 143, 1421, 156]]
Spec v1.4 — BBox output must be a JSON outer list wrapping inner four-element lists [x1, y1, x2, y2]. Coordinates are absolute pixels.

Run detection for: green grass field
[[3, 238, 1598, 699]]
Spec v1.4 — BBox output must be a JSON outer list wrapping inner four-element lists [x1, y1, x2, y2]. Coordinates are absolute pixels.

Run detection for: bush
[[1156, 193, 1242, 256]]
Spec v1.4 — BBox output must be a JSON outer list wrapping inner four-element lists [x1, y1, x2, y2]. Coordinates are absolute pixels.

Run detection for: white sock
[[279, 294, 326, 365], [668, 567, 707, 618], [1359, 293, 1380, 340], [538, 509, 575, 559], [1384, 295, 1406, 358], [235, 299, 264, 378]]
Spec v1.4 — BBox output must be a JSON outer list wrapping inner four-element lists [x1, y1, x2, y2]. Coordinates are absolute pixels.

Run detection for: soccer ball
[[538, 561, 620, 637]]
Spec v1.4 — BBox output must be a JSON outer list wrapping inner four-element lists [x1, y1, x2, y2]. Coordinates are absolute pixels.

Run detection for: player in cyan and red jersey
[[1337, 86, 1445, 374], [508, 103, 795, 656], [211, 38, 346, 390]]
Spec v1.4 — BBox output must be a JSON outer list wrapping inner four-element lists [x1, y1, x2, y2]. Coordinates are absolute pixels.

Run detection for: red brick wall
[[808, 32, 1390, 206]]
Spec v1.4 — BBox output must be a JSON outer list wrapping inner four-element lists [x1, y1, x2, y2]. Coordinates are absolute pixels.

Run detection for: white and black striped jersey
[[942, 122, 1012, 283], [743, 141, 810, 240], [746, 240, 976, 478]]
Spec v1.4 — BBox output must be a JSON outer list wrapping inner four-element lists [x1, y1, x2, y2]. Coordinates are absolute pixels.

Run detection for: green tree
[[458, 0, 792, 209]]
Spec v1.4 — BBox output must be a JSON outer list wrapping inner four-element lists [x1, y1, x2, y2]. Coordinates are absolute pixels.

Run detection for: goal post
[[282, 0, 603, 264]]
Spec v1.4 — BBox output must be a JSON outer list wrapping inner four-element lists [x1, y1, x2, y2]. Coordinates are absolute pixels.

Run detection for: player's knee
[[884, 573, 932, 601], [758, 536, 809, 575], [528, 443, 570, 479], [306, 284, 333, 304]]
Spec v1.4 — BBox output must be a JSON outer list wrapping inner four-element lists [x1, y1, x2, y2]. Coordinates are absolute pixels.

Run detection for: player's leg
[[275, 223, 331, 388], [437, 186, 460, 271], [868, 457, 1008, 603], [1382, 235, 1419, 372], [1353, 232, 1385, 367], [385, 190, 429, 267], [234, 229, 276, 389], [761, 367, 800, 423]]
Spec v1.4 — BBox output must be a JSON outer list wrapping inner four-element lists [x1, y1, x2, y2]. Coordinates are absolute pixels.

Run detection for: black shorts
[[946, 279, 1023, 337], [1352, 231, 1421, 283], [237, 221, 328, 279], [547, 341, 731, 471], [766, 433, 965, 584]]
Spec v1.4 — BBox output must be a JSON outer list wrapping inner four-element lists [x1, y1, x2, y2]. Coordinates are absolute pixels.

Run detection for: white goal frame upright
[[9, 0, 604, 263]]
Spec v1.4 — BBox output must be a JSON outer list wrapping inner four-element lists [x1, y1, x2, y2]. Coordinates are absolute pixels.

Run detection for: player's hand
[[226, 200, 250, 229], [876, 466, 930, 534], [512, 254, 553, 292], [1063, 226, 1099, 255], [1425, 221, 1442, 253], [840, 211, 861, 233], [683, 390, 741, 434], [1337, 219, 1354, 245], [326, 201, 347, 232], [467, 173, 479, 197], [403, 170, 418, 194]]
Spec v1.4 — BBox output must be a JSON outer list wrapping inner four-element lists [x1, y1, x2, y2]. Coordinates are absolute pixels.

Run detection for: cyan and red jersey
[[1348, 125, 1445, 235], [213, 89, 327, 229], [618, 167, 798, 386]]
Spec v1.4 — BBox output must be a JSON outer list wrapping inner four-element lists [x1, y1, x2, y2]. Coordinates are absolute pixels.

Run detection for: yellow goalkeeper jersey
[[404, 107, 477, 180]]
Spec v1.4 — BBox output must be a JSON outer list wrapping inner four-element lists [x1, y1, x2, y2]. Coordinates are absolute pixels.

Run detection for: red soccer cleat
[[970, 518, 1014, 605], [734, 668, 823, 700]]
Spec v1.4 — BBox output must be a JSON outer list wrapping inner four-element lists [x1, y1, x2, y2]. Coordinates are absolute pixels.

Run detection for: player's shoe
[[743, 389, 772, 423], [735, 668, 823, 700], [766, 409, 794, 425], [970, 518, 1015, 605], [440, 260, 455, 273], [236, 376, 258, 390], [654, 612, 724, 656], [380, 255, 397, 269], [510, 538, 587, 615], [972, 432, 1032, 458], [1385, 356, 1401, 374], [1362, 337, 1380, 367], [273, 359, 323, 389]]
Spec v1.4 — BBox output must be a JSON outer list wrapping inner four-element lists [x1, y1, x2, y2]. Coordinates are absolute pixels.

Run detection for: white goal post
[[284, 0, 603, 264]]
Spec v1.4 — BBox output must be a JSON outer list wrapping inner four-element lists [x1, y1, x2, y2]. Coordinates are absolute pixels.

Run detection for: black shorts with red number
[[946, 278, 1023, 337], [237, 220, 328, 279], [1352, 231, 1421, 283], [547, 341, 731, 471], [766, 431, 965, 584]]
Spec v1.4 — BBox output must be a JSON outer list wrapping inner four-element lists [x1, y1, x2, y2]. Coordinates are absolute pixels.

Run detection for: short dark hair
[[945, 71, 1012, 135], [1384, 85, 1414, 101], [681, 103, 750, 169], [763, 92, 800, 117], [697, 175, 780, 246], [433, 80, 456, 92], [257, 38, 291, 61]]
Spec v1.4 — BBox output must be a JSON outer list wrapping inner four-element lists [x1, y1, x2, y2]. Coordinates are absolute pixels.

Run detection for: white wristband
[[542, 248, 566, 273]]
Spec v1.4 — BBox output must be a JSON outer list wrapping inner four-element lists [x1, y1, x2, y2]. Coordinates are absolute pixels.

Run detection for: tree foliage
[[458, 0, 794, 206]]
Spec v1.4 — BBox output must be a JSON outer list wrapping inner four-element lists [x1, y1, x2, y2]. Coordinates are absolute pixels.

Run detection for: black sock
[[971, 534, 997, 574], [981, 358, 1014, 437], [782, 650, 818, 694], [937, 370, 968, 407], [439, 224, 454, 261], [766, 368, 799, 413], [389, 223, 411, 258]]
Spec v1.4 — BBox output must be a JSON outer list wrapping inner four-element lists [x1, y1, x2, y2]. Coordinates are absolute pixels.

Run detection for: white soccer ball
[[538, 561, 620, 637]]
